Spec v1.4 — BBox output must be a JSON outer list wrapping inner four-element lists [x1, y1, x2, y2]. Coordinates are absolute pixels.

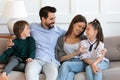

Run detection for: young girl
[[80, 19, 109, 80], [0, 20, 35, 79]]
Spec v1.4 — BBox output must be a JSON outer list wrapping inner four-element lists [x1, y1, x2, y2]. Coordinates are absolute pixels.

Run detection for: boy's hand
[[26, 58, 33, 62]]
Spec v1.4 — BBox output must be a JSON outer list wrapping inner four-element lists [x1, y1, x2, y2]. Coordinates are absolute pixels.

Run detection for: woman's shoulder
[[58, 35, 65, 41]]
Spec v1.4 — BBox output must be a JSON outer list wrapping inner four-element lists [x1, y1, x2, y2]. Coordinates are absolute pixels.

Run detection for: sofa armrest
[[0, 64, 5, 69], [0, 38, 9, 55]]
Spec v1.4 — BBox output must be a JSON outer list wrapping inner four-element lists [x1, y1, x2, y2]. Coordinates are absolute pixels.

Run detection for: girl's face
[[72, 22, 86, 36], [85, 24, 98, 39], [21, 25, 30, 38]]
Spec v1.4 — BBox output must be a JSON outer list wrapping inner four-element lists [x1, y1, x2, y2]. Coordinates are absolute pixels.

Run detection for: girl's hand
[[91, 63, 100, 73], [26, 58, 33, 62]]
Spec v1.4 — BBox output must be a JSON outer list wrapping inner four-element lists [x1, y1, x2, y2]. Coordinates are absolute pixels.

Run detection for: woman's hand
[[76, 46, 87, 54], [26, 58, 33, 62], [101, 48, 107, 57]]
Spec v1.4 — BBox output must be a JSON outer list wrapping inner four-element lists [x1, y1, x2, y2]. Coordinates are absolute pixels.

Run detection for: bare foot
[[0, 72, 8, 80]]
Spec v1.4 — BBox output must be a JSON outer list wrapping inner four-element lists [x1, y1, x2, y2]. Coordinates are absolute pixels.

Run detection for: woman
[[56, 14, 87, 80]]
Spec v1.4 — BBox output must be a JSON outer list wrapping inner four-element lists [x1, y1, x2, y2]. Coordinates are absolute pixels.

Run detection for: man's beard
[[46, 23, 54, 29]]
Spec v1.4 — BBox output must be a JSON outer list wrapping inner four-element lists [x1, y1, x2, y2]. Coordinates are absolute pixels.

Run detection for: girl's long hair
[[88, 19, 104, 49]]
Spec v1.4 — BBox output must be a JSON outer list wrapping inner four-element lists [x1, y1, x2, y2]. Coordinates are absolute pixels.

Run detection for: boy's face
[[21, 25, 30, 38]]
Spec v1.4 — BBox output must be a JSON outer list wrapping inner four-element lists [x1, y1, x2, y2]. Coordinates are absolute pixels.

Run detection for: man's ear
[[42, 17, 45, 22]]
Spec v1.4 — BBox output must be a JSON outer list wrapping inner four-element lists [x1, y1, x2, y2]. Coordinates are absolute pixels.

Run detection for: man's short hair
[[39, 6, 56, 20]]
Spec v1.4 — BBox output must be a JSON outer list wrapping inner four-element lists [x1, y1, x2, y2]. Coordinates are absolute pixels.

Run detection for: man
[[25, 6, 65, 80]]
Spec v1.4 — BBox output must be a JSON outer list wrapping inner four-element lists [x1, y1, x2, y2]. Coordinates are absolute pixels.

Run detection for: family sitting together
[[0, 6, 109, 80]]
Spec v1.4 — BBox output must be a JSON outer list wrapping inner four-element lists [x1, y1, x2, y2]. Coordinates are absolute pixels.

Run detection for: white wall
[[0, 0, 120, 37]]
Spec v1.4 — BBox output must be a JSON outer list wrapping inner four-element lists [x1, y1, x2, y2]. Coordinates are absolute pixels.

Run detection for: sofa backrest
[[0, 36, 120, 61], [104, 36, 120, 61], [0, 38, 9, 55]]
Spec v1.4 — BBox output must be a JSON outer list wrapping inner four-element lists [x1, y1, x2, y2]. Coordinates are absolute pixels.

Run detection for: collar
[[88, 39, 97, 44]]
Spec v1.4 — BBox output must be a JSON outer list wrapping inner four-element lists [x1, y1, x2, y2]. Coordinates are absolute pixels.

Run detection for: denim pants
[[57, 58, 87, 80], [86, 60, 109, 80], [3, 56, 25, 74], [25, 59, 59, 80]]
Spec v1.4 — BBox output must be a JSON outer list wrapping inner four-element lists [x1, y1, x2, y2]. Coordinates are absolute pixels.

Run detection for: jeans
[[25, 59, 59, 80], [57, 58, 87, 80], [86, 60, 109, 80], [3, 56, 25, 74]]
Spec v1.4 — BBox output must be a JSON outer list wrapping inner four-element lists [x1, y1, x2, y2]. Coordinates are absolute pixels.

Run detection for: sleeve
[[28, 37, 36, 59], [57, 26, 66, 35], [55, 35, 66, 62], [0, 40, 15, 62], [79, 40, 89, 60]]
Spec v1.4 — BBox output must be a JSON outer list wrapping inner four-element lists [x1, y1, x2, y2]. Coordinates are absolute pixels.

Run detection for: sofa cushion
[[103, 62, 120, 80], [74, 62, 120, 80], [8, 71, 45, 80], [74, 72, 86, 80], [104, 36, 120, 61]]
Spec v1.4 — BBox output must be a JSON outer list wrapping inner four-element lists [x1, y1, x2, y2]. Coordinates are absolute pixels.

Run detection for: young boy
[[0, 20, 35, 79]]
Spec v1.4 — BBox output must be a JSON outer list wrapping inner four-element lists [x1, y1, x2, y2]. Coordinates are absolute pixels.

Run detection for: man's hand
[[26, 58, 33, 62], [6, 39, 14, 49]]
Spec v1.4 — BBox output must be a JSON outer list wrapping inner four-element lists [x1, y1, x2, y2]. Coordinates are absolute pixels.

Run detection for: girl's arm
[[94, 57, 103, 65], [83, 58, 101, 73], [91, 42, 105, 73]]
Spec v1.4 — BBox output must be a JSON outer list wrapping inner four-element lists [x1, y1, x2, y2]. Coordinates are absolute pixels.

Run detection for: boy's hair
[[13, 20, 29, 38], [39, 6, 56, 20], [88, 19, 104, 49]]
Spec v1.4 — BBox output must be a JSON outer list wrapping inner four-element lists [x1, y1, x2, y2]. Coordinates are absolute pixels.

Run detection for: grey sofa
[[74, 36, 120, 80], [0, 36, 120, 80]]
